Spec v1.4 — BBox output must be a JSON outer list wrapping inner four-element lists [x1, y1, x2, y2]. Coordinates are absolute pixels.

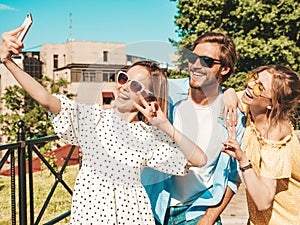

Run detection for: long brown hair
[[253, 65, 300, 126]]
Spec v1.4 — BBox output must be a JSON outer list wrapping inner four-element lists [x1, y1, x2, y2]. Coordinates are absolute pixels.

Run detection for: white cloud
[[0, 4, 16, 10]]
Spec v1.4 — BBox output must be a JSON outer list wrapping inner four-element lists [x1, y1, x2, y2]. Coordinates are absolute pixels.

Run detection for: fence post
[[17, 120, 27, 225]]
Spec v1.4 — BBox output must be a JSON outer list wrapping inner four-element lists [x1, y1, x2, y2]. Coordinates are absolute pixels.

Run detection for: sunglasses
[[117, 71, 152, 94], [187, 52, 222, 68], [246, 72, 269, 98]]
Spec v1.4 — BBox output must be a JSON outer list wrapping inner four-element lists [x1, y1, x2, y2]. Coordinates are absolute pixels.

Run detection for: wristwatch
[[239, 161, 253, 172]]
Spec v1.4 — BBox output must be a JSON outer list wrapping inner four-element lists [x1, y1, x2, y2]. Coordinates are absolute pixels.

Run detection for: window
[[71, 69, 82, 82], [83, 70, 96, 82], [103, 51, 108, 62], [103, 72, 109, 82], [102, 70, 115, 82], [53, 54, 58, 69], [23, 54, 42, 79]]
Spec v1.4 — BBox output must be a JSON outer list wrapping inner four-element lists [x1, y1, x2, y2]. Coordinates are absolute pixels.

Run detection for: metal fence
[[0, 120, 78, 225]]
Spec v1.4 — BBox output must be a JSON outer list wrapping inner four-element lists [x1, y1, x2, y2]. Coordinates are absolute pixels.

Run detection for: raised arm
[[0, 27, 61, 114], [133, 95, 207, 168], [222, 126, 277, 210]]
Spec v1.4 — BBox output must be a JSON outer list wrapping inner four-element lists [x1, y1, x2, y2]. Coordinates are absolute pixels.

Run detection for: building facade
[[40, 41, 128, 105]]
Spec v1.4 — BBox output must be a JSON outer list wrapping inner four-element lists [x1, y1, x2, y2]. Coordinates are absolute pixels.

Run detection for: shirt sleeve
[[48, 95, 80, 146], [145, 128, 189, 176], [260, 135, 293, 178]]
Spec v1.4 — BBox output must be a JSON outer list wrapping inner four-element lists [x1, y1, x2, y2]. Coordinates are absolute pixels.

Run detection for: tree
[[170, 0, 300, 89], [0, 77, 73, 142]]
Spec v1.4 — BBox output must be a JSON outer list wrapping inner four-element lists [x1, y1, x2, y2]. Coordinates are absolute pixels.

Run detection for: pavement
[[221, 183, 249, 225]]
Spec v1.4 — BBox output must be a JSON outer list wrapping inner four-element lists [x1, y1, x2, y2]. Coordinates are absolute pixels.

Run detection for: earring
[[266, 105, 272, 110]]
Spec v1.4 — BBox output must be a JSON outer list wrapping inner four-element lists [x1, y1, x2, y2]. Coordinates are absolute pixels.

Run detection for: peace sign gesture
[[221, 125, 245, 162], [133, 93, 168, 129]]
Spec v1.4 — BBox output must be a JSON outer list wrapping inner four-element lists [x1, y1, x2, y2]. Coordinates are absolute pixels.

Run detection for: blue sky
[[0, 0, 180, 62]]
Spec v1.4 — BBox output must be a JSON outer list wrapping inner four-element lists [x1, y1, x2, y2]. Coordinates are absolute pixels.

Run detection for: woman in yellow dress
[[222, 65, 300, 225]]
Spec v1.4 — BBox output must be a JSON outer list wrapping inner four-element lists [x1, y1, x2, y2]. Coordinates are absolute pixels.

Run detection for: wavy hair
[[253, 65, 300, 126]]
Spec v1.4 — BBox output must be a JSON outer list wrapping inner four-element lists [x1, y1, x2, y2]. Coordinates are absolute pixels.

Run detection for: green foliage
[[0, 77, 72, 143], [168, 68, 190, 79], [171, 0, 300, 75], [223, 71, 248, 91]]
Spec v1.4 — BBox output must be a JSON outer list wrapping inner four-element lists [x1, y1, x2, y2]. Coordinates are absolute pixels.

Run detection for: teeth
[[192, 71, 204, 77], [119, 92, 129, 100], [245, 90, 253, 98]]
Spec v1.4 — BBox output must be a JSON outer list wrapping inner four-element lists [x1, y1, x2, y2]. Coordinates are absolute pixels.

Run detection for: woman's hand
[[221, 124, 246, 162], [222, 88, 245, 126], [133, 93, 168, 128], [0, 26, 24, 63]]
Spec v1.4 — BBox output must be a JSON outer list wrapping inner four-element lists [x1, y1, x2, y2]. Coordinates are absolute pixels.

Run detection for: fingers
[[134, 93, 159, 117], [137, 93, 149, 108], [223, 107, 238, 127], [226, 123, 237, 139], [9, 26, 25, 37], [1, 31, 23, 50], [222, 139, 238, 154], [238, 100, 245, 113], [150, 101, 158, 117], [233, 109, 238, 125]]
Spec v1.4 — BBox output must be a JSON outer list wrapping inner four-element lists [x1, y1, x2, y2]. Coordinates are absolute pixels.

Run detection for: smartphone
[[17, 13, 33, 41]]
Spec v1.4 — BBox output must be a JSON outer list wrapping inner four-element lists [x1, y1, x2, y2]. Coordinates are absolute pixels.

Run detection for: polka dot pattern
[[49, 95, 188, 224]]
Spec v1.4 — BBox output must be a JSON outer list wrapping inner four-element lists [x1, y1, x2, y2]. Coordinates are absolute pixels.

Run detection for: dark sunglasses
[[187, 52, 222, 68], [117, 71, 152, 94]]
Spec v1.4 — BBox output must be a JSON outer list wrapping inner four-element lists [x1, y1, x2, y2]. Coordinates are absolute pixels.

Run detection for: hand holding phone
[[17, 13, 33, 41]]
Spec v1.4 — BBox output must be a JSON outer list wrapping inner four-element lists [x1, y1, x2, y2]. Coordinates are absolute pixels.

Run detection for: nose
[[247, 80, 255, 89], [190, 60, 203, 70], [121, 81, 131, 92]]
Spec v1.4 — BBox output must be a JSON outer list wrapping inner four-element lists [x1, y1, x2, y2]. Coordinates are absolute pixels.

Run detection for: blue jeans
[[163, 205, 222, 225]]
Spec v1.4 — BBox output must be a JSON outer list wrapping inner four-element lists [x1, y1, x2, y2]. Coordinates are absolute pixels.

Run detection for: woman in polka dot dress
[[1, 27, 207, 225]]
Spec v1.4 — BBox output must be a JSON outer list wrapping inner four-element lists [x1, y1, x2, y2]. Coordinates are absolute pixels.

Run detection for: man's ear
[[220, 66, 231, 76]]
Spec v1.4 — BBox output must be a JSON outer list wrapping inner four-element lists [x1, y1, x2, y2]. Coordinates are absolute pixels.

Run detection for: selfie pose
[[222, 65, 300, 224], [0, 26, 207, 224]]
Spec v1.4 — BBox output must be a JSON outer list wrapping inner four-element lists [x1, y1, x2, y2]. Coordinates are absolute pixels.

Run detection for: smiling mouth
[[191, 70, 206, 77], [118, 92, 130, 100], [245, 89, 253, 99]]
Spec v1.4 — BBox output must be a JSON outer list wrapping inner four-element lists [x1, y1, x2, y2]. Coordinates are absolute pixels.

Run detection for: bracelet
[[239, 161, 253, 172]]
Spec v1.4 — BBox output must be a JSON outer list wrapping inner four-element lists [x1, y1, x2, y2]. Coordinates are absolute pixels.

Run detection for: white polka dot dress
[[49, 95, 188, 225]]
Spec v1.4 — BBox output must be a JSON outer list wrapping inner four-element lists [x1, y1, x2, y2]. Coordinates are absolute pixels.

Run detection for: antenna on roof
[[69, 12, 74, 42]]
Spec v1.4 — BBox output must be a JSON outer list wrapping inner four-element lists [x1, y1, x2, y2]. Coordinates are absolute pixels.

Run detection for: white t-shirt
[[170, 94, 224, 205]]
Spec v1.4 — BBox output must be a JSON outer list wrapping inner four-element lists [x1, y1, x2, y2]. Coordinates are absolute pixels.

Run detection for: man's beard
[[189, 72, 221, 90]]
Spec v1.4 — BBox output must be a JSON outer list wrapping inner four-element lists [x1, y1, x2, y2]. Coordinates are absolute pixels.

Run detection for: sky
[[0, 0, 180, 63]]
